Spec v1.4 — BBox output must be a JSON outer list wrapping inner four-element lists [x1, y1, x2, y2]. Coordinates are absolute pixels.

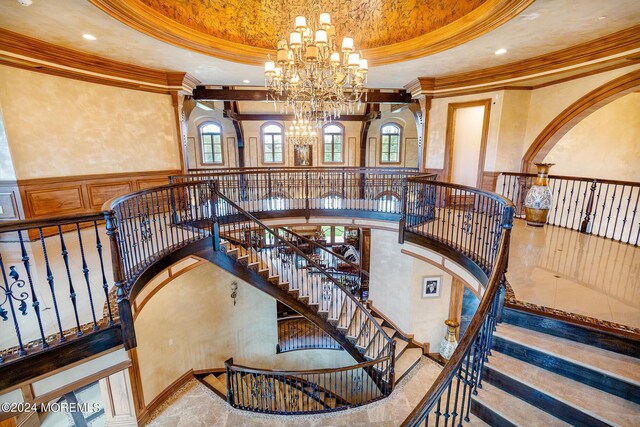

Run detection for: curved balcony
[[0, 167, 514, 423]]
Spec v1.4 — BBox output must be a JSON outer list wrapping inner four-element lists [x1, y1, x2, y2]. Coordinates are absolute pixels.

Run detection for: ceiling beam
[[193, 87, 413, 104], [224, 113, 381, 121]]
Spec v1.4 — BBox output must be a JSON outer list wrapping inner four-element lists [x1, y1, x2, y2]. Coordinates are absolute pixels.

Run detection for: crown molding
[[407, 25, 640, 98], [87, 0, 533, 67], [0, 29, 199, 94]]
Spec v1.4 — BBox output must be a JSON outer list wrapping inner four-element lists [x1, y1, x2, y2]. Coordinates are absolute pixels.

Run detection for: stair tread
[[488, 352, 640, 427], [394, 348, 423, 382], [496, 323, 640, 385], [395, 338, 408, 357], [473, 382, 570, 427], [381, 326, 396, 339], [203, 374, 227, 396]]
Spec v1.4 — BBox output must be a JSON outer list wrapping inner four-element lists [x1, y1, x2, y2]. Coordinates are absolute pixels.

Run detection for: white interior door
[[450, 105, 486, 187]]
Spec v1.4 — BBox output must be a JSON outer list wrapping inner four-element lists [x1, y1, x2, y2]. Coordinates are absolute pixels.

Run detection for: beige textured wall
[[0, 66, 181, 179], [0, 107, 16, 181], [495, 90, 531, 172], [368, 229, 452, 346], [134, 261, 356, 405], [543, 93, 640, 181]]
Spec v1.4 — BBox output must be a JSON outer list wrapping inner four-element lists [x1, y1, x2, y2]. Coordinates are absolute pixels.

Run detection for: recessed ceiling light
[[598, 16, 607, 20], [495, 48, 507, 55], [242, 79, 251, 83], [83, 34, 97, 41]]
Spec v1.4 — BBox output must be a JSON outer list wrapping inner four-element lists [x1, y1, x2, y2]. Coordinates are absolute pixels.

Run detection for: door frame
[[443, 99, 492, 187]]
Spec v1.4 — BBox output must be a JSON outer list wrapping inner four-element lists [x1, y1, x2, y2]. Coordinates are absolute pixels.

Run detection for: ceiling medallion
[[264, 11, 368, 124]]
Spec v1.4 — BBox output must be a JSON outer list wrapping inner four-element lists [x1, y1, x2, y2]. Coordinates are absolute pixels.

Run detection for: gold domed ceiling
[[137, 0, 486, 50], [89, 0, 534, 66]]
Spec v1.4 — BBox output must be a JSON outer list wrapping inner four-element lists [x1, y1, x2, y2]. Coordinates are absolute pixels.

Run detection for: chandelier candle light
[[264, 12, 368, 124]]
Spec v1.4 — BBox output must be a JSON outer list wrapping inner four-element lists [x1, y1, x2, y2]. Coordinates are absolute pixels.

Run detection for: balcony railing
[[277, 316, 343, 353], [497, 172, 640, 245]]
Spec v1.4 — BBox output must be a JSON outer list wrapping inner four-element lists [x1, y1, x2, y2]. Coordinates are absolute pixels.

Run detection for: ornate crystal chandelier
[[285, 118, 318, 146], [264, 12, 368, 124]]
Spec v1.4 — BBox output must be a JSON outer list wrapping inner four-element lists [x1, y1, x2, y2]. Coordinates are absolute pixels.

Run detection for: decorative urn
[[524, 163, 554, 227], [438, 319, 459, 360]]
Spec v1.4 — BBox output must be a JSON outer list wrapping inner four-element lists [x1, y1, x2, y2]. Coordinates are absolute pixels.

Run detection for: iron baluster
[[18, 230, 48, 347]]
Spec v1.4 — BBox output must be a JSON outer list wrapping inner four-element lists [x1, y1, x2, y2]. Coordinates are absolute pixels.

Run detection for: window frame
[[198, 121, 224, 165], [322, 123, 344, 164], [261, 122, 285, 164], [379, 122, 403, 164]]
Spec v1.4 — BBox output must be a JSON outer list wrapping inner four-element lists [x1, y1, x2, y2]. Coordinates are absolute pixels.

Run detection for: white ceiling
[[0, 0, 639, 88]]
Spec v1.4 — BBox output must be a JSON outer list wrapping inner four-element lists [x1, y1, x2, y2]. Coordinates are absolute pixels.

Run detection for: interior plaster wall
[[134, 261, 356, 405], [543, 92, 640, 181], [368, 229, 452, 347], [0, 65, 181, 180]]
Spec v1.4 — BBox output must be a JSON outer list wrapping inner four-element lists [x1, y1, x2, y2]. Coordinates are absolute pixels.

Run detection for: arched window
[[199, 122, 223, 164], [323, 124, 343, 163], [262, 123, 284, 164], [380, 123, 401, 163]]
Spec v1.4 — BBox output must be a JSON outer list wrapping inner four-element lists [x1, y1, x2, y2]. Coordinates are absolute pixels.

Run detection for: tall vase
[[438, 319, 459, 360], [524, 163, 554, 226]]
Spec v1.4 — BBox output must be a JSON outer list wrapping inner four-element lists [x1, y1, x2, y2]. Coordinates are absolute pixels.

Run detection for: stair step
[[494, 323, 640, 403], [472, 382, 570, 427], [394, 348, 423, 383], [485, 351, 640, 427], [203, 374, 227, 398], [395, 339, 408, 358], [503, 307, 640, 357], [382, 326, 396, 339]]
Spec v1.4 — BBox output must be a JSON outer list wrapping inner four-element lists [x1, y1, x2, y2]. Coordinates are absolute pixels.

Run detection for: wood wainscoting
[[15, 170, 179, 221], [480, 171, 501, 192]]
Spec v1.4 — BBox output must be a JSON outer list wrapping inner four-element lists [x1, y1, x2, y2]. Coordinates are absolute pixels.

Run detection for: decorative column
[[98, 369, 138, 427], [405, 78, 434, 173], [167, 73, 200, 173]]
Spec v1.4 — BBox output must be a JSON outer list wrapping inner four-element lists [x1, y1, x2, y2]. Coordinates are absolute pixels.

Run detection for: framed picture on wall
[[294, 144, 313, 166], [422, 276, 441, 298]]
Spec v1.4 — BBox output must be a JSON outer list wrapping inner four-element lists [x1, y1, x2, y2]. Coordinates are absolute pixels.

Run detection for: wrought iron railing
[[400, 176, 514, 426], [0, 214, 117, 364], [277, 316, 342, 353], [497, 172, 640, 245], [170, 167, 432, 216], [224, 356, 392, 414], [277, 227, 368, 297]]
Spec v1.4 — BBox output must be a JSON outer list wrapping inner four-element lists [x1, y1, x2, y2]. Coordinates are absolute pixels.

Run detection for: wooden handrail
[[0, 212, 104, 233], [499, 171, 640, 187], [227, 355, 391, 376]]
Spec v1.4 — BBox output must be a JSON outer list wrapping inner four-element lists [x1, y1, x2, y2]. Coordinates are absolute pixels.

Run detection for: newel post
[[398, 184, 408, 243], [104, 210, 137, 350], [304, 171, 310, 219], [224, 357, 234, 405], [496, 205, 515, 323], [389, 339, 397, 393], [208, 180, 221, 252]]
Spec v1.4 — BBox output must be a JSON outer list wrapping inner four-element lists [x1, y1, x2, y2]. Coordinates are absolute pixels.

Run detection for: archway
[[521, 69, 640, 172]]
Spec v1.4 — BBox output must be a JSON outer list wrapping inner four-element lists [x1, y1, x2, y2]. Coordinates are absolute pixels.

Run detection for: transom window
[[323, 124, 343, 163], [380, 124, 401, 163], [262, 123, 284, 163], [200, 122, 223, 164]]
